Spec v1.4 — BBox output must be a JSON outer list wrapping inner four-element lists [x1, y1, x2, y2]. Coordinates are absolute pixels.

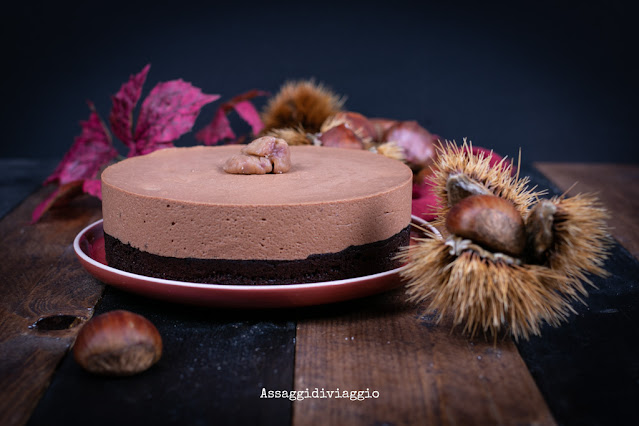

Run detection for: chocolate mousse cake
[[101, 145, 412, 284]]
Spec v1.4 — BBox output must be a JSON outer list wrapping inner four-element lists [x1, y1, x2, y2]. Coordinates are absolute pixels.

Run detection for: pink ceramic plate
[[74, 216, 437, 308]]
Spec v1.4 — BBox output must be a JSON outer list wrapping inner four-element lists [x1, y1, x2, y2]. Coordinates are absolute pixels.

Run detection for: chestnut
[[332, 111, 378, 141], [446, 194, 526, 257], [369, 118, 398, 142], [383, 121, 437, 167], [73, 310, 162, 376], [318, 124, 365, 149], [224, 136, 292, 174], [525, 199, 557, 263], [445, 172, 492, 206]]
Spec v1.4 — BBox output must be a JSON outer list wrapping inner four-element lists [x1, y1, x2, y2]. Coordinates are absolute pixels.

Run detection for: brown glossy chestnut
[[369, 118, 398, 142], [73, 310, 162, 376], [383, 121, 437, 168], [318, 124, 365, 149], [332, 111, 378, 141], [446, 194, 526, 257]]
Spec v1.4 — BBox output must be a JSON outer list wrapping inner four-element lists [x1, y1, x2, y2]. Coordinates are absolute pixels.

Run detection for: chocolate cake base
[[104, 226, 410, 285]]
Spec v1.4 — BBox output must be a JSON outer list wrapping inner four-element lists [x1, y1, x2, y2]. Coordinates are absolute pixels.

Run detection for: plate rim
[[73, 215, 438, 292]]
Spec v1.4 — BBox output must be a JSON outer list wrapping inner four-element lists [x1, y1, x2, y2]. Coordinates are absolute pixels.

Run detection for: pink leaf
[[221, 89, 269, 112], [196, 89, 268, 145], [44, 105, 117, 185], [132, 80, 220, 156], [82, 179, 102, 199], [233, 100, 264, 135], [109, 64, 151, 149], [411, 182, 439, 222], [195, 107, 236, 145], [31, 181, 84, 223]]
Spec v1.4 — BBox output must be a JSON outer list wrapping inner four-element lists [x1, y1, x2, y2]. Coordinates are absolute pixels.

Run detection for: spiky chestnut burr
[[260, 80, 344, 137], [535, 194, 611, 289], [427, 140, 542, 229], [370, 141, 405, 161], [264, 127, 311, 146], [399, 140, 611, 340]]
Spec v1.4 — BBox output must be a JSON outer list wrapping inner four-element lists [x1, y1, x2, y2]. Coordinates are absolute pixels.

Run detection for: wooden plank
[[534, 163, 639, 260], [514, 163, 639, 425], [0, 168, 292, 426], [293, 290, 555, 425], [1, 187, 297, 426], [29, 282, 296, 426], [18, 186, 295, 425], [0, 186, 104, 426], [515, 242, 639, 425]]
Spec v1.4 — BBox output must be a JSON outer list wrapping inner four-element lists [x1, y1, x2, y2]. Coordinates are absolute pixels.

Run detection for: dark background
[[1, 1, 637, 164]]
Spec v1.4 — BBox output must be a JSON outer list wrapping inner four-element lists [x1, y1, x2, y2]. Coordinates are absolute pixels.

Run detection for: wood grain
[[535, 163, 639, 259], [293, 290, 555, 425], [4, 162, 635, 426], [29, 288, 296, 426], [0, 187, 104, 426]]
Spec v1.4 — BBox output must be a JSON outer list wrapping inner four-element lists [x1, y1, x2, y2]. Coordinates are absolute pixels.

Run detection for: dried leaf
[[33, 66, 262, 224], [44, 105, 116, 186], [132, 80, 220, 155], [195, 107, 236, 145], [109, 64, 151, 149], [412, 182, 439, 222], [233, 100, 264, 135], [221, 89, 269, 113], [196, 90, 267, 145], [82, 179, 102, 199], [31, 180, 84, 223]]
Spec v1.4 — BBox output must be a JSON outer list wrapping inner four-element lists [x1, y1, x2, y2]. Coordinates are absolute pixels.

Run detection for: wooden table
[[1, 161, 637, 426]]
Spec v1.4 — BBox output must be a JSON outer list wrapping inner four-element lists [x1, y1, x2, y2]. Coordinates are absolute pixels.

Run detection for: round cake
[[101, 145, 413, 284]]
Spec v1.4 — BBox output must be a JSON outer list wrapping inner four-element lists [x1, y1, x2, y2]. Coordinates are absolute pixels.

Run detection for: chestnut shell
[[73, 310, 162, 376], [318, 124, 365, 149], [332, 111, 377, 141], [446, 194, 526, 257]]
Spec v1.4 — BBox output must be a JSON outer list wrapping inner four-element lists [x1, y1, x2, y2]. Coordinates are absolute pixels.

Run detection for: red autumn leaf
[[44, 105, 117, 186], [196, 90, 268, 145], [31, 180, 84, 223], [411, 182, 439, 222], [220, 89, 269, 113], [82, 179, 102, 199], [195, 108, 236, 145], [131, 80, 220, 156], [233, 100, 264, 135], [109, 64, 151, 149]]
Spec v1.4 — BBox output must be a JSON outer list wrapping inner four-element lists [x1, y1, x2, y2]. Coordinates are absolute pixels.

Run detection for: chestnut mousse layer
[[101, 145, 413, 283], [104, 226, 409, 285]]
